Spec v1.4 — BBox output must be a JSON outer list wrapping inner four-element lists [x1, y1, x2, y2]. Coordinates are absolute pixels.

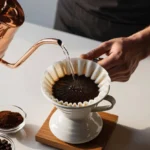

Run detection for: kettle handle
[[0, 38, 63, 68]]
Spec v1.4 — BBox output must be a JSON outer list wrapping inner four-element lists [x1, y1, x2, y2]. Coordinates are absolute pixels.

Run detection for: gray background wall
[[18, 0, 58, 28]]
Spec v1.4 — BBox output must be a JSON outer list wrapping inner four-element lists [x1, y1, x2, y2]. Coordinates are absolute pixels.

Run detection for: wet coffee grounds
[[0, 111, 23, 129], [52, 75, 99, 103], [0, 139, 12, 150]]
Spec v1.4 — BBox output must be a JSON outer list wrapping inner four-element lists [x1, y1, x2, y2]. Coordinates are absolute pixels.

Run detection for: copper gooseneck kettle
[[0, 0, 62, 68]]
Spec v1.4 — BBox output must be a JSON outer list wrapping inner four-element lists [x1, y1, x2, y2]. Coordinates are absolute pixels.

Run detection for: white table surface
[[0, 22, 150, 150]]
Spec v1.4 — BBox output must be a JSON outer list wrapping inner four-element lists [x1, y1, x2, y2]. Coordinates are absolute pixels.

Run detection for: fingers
[[111, 77, 129, 82], [108, 65, 131, 82], [108, 65, 128, 77], [97, 53, 119, 70], [80, 42, 111, 60]]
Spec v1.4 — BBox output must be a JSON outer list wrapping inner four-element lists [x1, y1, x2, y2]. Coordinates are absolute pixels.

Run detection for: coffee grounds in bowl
[[0, 111, 23, 129], [52, 75, 99, 103]]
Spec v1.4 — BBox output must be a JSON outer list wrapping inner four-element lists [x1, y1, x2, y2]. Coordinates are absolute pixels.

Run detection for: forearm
[[129, 26, 150, 58]]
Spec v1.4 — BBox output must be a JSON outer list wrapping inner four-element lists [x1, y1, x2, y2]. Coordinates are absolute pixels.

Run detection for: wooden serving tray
[[36, 108, 118, 150]]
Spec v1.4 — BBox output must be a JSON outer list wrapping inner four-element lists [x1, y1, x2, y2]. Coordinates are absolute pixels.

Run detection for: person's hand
[[80, 37, 150, 82]]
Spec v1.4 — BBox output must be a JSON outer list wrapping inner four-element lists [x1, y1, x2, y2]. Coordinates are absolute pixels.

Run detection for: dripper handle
[[91, 95, 116, 112], [0, 38, 62, 68]]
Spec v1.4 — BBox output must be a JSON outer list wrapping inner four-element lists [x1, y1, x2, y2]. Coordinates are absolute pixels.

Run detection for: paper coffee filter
[[41, 58, 111, 107]]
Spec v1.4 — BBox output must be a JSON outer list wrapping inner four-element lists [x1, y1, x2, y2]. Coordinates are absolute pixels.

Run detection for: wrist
[[128, 27, 150, 58]]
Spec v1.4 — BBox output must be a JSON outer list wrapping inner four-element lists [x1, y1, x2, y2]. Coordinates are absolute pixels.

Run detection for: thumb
[[80, 42, 111, 60]]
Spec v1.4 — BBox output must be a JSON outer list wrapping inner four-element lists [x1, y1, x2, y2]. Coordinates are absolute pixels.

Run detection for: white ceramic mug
[[41, 58, 116, 144]]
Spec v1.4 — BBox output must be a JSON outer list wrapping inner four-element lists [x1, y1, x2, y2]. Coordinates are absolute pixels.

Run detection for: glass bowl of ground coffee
[[0, 105, 27, 134], [0, 133, 15, 150]]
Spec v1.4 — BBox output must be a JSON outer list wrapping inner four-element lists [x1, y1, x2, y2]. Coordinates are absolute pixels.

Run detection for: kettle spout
[[0, 38, 63, 68]]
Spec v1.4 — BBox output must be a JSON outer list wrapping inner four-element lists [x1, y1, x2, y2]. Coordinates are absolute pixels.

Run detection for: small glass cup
[[0, 105, 27, 134]]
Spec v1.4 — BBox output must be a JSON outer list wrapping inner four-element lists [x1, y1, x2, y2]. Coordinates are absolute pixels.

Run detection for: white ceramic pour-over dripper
[[41, 58, 116, 144]]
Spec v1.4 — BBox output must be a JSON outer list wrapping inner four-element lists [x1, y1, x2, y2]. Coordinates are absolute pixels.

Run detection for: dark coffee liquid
[[52, 75, 99, 103]]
